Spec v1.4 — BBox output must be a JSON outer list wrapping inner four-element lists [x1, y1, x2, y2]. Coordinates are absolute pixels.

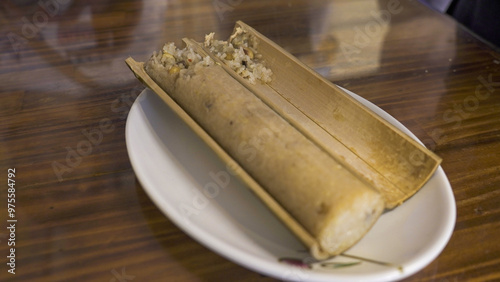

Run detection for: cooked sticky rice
[[204, 29, 273, 84]]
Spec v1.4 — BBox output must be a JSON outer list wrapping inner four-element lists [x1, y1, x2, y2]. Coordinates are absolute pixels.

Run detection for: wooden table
[[1, 0, 499, 281]]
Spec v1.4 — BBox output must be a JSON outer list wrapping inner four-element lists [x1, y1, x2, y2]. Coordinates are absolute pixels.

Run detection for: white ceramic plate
[[125, 87, 456, 281]]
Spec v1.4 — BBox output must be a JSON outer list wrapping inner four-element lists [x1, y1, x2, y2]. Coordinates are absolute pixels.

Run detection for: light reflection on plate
[[125, 87, 455, 281]]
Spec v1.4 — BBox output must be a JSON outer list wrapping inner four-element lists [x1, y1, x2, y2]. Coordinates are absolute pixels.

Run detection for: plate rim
[[125, 87, 456, 281]]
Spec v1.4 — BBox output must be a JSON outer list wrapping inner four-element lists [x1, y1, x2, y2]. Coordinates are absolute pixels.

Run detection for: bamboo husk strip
[[227, 21, 442, 208], [125, 57, 323, 257]]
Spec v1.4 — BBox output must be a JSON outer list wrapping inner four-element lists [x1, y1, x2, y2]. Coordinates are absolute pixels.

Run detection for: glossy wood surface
[[1, 0, 499, 281]]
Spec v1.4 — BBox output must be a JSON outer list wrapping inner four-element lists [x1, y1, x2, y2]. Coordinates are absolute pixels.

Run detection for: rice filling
[[148, 29, 272, 85], [205, 28, 273, 84]]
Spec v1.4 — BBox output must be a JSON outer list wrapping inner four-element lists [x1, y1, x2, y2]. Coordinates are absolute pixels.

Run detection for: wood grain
[[1, 0, 499, 281]]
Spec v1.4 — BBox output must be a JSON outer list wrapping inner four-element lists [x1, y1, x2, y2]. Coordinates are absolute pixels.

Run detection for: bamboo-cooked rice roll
[[144, 40, 384, 258]]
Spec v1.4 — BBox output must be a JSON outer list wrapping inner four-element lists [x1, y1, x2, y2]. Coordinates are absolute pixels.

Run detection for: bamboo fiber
[[125, 21, 441, 259]]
